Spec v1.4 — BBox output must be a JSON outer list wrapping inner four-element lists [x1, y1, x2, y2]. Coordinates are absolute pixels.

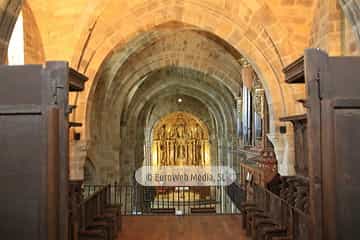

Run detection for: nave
[[1, 1, 360, 240]]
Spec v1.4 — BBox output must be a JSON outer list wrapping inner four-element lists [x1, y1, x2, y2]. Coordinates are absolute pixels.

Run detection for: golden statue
[[176, 122, 187, 164]]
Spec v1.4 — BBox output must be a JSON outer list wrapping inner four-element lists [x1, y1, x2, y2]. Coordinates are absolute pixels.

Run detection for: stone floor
[[118, 215, 249, 240]]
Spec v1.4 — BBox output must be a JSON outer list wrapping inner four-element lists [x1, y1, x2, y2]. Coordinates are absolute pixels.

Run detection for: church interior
[[0, 0, 360, 240]]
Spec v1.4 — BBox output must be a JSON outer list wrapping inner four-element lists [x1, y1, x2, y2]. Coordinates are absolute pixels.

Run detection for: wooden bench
[[240, 183, 302, 240], [190, 207, 216, 214], [241, 201, 289, 240], [150, 207, 176, 214], [79, 229, 109, 240]]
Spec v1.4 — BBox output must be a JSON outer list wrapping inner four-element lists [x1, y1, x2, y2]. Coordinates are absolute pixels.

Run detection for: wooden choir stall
[[0, 62, 121, 240], [240, 49, 360, 240], [0, 62, 75, 240], [282, 49, 360, 240]]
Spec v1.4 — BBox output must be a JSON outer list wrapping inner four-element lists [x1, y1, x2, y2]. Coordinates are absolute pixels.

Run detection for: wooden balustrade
[[226, 182, 246, 210], [239, 162, 267, 187], [241, 183, 310, 240], [238, 160, 277, 209], [68, 184, 122, 240], [69, 180, 83, 240], [238, 151, 277, 189]]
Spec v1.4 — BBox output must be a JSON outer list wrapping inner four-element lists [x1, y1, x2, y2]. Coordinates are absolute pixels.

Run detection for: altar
[[151, 112, 211, 166]]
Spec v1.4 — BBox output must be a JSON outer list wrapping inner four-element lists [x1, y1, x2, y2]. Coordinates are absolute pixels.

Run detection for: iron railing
[[82, 184, 241, 215]]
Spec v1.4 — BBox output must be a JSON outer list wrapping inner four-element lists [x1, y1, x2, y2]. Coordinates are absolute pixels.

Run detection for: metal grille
[[83, 184, 241, 216]]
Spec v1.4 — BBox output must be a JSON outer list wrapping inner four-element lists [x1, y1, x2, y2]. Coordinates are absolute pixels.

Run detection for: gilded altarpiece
[[152, 112, 210, 166]]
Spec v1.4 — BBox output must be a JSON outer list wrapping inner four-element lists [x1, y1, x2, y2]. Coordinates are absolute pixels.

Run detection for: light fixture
[[177, 98, 183, 103]]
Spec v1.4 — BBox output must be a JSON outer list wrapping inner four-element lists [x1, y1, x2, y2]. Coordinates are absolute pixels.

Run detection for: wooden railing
[[226, 182, 246, 210], [239, 162, 265, 186], [80, 185, 111, 231], [238, 161, 277, 188], [235, 148, 277, 188], [69, 184, 121, 240], [244, 183, 310, 240]]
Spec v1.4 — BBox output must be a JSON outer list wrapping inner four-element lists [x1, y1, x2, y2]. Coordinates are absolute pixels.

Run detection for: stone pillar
[[254, 88, 265, 147], [94, 145, 121, 184], [339, 0, 360, 46], [69, 140, 88, 181], [262, 95, 271, 149], [241, 64, 254, 146], [267, 127, 295, 176], [241, 64, 254, 89], [0, 0, 22, 63], [236, 97, 242, 142]]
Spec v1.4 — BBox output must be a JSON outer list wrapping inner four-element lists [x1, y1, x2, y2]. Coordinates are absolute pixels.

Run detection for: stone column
[[69, 140, 88, 181], [267, 126, 295, 176], [262, 94, 271, 149], [340, 0, 360, 48], [0, 0, 22, 63], [241, 64, 254, 146], [254, 88, 265, 147], [241, 64, 254, 89], [236, 97, 242, 142]]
